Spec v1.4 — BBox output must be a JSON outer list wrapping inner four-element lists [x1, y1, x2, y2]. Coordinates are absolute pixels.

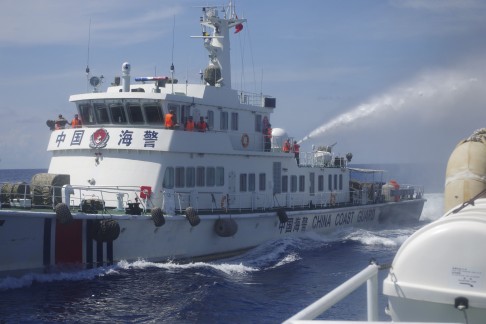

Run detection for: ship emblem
[[89, 128, 110, 148]]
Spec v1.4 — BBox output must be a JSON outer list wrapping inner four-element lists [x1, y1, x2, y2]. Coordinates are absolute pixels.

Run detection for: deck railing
[[0, 181, 424, 215], [284, 262, 383, 323]]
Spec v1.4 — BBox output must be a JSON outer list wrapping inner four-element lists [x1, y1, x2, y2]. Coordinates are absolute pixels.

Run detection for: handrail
[[284, 263, 381, 323]]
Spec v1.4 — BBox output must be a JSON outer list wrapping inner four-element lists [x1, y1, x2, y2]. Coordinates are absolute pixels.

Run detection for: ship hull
[[0, 198, 425, 276]]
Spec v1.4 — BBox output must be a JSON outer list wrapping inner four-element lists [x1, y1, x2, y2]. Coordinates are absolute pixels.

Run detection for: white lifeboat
[[383, 198, 486, 323], [383, 128, 486, 324]]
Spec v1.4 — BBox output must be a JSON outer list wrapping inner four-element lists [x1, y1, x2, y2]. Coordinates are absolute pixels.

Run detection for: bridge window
[[110, 104, 127, 124], [79, 103, 96, 125], [145, 105, 163, 124], [328, 175, 332, 191], [94, 103, 110, 123], [128, 105, 144, 124], [333, 174, 338, 190]]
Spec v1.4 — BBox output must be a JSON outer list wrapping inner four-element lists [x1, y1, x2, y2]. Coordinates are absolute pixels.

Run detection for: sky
[[1, 0, 486, 180]]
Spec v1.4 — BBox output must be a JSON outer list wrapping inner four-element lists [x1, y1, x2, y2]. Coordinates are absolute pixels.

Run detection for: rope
[[452, 187, 486, 214]]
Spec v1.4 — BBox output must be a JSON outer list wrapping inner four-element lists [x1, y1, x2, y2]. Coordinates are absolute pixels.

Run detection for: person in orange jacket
[[185, 116, 195, 131], [293, 141, 300, 165], [283, 139, 291, 153], [71, 114, 82, 128], [165, 110, 175, 129], [197, 116, 209, 132]]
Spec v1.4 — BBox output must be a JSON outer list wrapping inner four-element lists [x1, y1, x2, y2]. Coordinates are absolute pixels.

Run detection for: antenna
[[170, 15, 175, 94], [86, 18, 92, 92]]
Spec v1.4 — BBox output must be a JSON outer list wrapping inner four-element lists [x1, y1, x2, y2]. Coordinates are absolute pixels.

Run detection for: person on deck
[[283, 139, 291, 153], [293, 141, 300, 165], [55, 114, 69, 130], [71, 114, 82, 128], [165, 110, 175, 129], [185, 116, 195, 131], [197, 116, 209, 132]]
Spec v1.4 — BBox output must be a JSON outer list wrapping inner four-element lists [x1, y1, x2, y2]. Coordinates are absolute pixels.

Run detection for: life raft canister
[[241, 133, 249, 148]]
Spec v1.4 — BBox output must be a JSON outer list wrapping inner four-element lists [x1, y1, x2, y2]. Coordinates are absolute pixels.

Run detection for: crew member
[[165, 110, 175, 129], [71, 114, 82, 128], [185, 116, 195, 131], [55, 114, 69, 129], [293, 141, 300, 165], [197, 116, 209, 132], [283, 139, 291, 153]]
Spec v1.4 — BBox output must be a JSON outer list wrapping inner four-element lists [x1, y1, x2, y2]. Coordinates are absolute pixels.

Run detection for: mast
[[197, 4, 246, 88]]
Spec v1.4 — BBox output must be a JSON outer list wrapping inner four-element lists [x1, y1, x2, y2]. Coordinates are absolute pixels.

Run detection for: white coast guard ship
[[0, 5, 425, 276]]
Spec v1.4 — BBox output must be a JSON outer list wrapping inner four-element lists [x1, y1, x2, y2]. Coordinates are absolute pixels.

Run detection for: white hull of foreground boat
[[0, 198, 424, 276]]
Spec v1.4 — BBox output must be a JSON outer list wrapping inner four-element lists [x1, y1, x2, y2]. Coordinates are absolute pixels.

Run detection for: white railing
[[284, 263, 381, 323]]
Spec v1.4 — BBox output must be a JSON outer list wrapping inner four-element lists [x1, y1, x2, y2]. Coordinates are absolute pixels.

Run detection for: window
[[318, 175, 324, 192], [259, 173, 266, 191], [339, 174, 343, 190], [240, 174, 247, 192], [167, 103, 180, 124], [249, 173, 256, 192], [206, 167, 215, 187], [207, 110, 214, 129], [309, 173, 315, 195], [255, 114, 262, 132], [110, 104, 127, 124], [163, 167, 174, 189], [175, 167, 185, 188], [196, 167, 205, 187], [282, 175, 288, 193], [79, 103, 95, 125], [334, 174, 338, 190], [186, 167, 195, 188], [94, 103, 109, 123], [220, 111, 228, 130], [290, 175, 297, 192], [145, 105, 163, 124], [216, 167, 224, 186], [180, 105, 191, 125], [128, 105, 144, 123], [299, 175, 305, 192], [231, 112, 239, 131], [328, 175, 332, 191]]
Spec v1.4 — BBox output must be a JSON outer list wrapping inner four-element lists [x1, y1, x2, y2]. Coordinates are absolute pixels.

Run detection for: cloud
[[390, 0, 486, 11], [0, 0, 181, 46]]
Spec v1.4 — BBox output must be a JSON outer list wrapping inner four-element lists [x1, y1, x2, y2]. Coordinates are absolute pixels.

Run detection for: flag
[[235, 23, 243, 33]]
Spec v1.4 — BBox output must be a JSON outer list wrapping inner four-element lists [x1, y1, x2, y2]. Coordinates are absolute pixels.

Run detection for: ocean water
[[0, 169, 443, 323]]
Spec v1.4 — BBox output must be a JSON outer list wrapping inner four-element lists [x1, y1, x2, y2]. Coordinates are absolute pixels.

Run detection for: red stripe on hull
[[55, 220, 83, 264]]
